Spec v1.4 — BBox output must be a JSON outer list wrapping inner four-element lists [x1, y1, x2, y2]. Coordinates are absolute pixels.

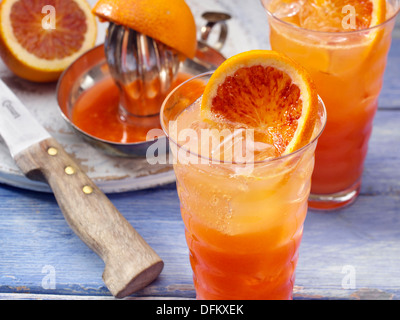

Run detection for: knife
[[0, 79, 163, 298]]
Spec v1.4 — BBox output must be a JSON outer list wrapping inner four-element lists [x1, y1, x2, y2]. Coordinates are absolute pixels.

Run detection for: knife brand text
[[2, 100, 20, 119]]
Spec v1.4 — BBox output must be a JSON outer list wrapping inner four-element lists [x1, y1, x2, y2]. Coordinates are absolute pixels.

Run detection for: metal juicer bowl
[[56, 42, 226, 157]]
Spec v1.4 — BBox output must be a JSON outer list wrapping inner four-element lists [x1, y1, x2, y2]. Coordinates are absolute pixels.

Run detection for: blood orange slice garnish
[[201, 50, 319, 157], [0, 0, 97, 82]]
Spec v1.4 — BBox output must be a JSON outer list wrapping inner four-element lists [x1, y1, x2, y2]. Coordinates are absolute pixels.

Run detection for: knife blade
[[0, 79, 163, 298]]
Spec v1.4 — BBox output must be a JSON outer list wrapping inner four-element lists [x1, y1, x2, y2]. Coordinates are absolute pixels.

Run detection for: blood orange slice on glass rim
[[201, 50, 319, 158]]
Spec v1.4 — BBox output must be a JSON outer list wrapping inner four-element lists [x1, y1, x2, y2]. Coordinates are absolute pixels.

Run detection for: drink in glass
[[160, 66, 326, 299], [262, 0, 400, 210]]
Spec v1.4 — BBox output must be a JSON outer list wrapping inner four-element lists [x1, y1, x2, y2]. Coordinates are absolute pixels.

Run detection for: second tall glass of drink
[[262, 0, 399, 210]]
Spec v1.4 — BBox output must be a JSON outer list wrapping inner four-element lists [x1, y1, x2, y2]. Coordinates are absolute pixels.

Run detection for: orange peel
[[92, 0, 197, 59]]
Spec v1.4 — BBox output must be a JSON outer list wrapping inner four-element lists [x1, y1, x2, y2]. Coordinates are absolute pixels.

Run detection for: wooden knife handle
[[15, 137, 164, 298]]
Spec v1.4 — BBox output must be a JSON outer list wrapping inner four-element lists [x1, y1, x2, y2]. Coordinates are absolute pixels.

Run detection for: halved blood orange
[[201, 50, 319, 157], [0, 0, 97, 82]]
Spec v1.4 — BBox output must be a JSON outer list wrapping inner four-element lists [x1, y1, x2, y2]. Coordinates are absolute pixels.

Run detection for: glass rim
[[261, 0, 400, 36], [160, 71, 327, 165]]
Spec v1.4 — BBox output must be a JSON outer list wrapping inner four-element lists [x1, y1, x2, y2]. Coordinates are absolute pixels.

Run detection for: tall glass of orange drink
[[262, 0, 400, 210], [160, 53, 326, 299]]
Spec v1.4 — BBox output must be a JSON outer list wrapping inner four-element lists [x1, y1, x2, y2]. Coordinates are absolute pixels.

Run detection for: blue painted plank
[[1, 180, 400, 299], [379, 38, 400, 108], [361, 110, 400, 195], [302, 194, 400, 300], [0, 184, 194, 298]]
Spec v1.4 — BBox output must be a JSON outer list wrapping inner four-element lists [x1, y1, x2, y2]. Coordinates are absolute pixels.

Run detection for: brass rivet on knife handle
[[14, 137, 164, 298], [47, 147, 58, 156], [82, 185, 93, 194], [64, 166, 75, 175]]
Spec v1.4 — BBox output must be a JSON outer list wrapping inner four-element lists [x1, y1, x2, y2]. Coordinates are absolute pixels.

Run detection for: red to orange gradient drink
[[161, 64, 326, 299], [262, 0, 400, 210]]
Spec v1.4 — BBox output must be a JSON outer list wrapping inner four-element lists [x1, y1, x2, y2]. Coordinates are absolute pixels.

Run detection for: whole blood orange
[[92, 0, 197, 59], [201, 50, 319, 157], [0, 0, 97, 82]]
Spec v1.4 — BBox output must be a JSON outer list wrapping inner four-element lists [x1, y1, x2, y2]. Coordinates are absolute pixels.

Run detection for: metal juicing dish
[[56, 15, 228, 157]]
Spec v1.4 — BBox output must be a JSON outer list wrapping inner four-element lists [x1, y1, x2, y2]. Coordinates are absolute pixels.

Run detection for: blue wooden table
[[0, 1, 400, 300]]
